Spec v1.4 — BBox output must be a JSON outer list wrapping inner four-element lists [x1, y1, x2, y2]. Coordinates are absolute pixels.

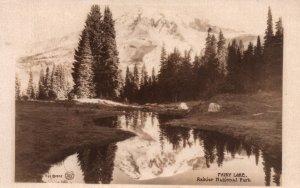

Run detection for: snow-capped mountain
[[16, 7, 257, 90]]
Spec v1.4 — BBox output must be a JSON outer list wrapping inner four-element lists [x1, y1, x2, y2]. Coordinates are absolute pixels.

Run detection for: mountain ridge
[[16, 7, 257, 90]]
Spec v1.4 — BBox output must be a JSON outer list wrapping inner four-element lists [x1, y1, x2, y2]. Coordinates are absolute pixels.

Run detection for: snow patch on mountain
[[16, 7, 257, 92]]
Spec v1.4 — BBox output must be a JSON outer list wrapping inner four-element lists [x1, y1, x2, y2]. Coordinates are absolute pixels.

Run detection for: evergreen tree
[[264, 7, 274, 47], [72, 30, 85, 97], [133, 64, 139, 89], [49, 64, 58, 99], [84, 5, 103, 98], [275, 17, 283, 39], [54, 65, 68, 99], [226, 40, 239, 92], [164, 48, 182, 102], [203, 28, 212, 64], [44, 66, 51, 98], [150, 67, 157, 102], [158, 44, 167, 75], [85, 5, 103, 63], [158, 44, 168, 101], [140, 63, 148, 86], [151, 67, 156, 84], [254, 36, 264, 90], [178, 50, 194, 100], [263, 8, 283, 90], [241, 42, 255, 92], [15, 74, 21, 100], [26, 70, 35, 99], [139, 64, 149, 103], [123, 66, 135, 102], [238, 40, 244, 57], [217, 30, 227, 75], [270, 17, 283, 90], [37, 69, 47, 100], [203, 33, 220, 95], [96, 6, 120, 98], [193, 54, 206, 96], [72, 30, 95, 98]]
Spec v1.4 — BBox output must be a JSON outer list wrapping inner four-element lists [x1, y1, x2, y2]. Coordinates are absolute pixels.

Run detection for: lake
[[42, 111, 281, 186]]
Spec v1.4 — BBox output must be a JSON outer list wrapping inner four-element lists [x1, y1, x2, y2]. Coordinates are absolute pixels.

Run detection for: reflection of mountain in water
[[42, 111, 281, 186]]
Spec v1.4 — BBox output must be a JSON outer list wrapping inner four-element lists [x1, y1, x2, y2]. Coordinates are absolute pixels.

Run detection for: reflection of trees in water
[[194, 130, 217, 167], [124, 111, 151, 130], [253, 147, 260, 165], [156, 112, 282, 186], [242, 143, 253, 157], [122, 111, 282, 186], [262, 151, 281, 186], [77, 143, 117, 184], [159, 125, 191, 150], [216, 136, 226, 167]]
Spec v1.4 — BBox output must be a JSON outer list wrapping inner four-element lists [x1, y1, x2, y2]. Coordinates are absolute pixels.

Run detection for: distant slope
[[16, 7, 257, 91]]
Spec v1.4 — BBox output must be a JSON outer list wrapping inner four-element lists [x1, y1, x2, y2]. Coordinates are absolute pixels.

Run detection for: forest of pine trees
[[120, 7, 283, 104], [16, 6, 283, 104], [15, 64, 71, 101]]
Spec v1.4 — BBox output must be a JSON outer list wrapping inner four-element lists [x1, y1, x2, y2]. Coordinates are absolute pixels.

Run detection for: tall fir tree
[[150, 67, 157, 102], [54, 65, 68, 99], [263, 7, 283, 90], [203, 28, 212, 64], [44, 66, 51, 98], [204, 33, 220, 95], [37, 69, 47, 100], [95, 6, 120, 98], [84, 5, 103, 98], [123, 66, 135, 102], [72, 30, 85, 96], [140, 64, 147, 86], [177, 50, 194, 100], [217, 30, 227, 75], [26, 70, 35, 99], [226, 40, 239, 92], [138, 64, 149, 103], [85, 5, 103, 63], [133, 64, 139, 89], [264, 7, 274, 47], [241, 42, 255, 92], [72, 30, 95, 98], [254, 36, 264, 90], [275, 17, 283, 39], [193, 54, 206, 95], [271, 17, 283, 90], [49, 64, 58, 99]]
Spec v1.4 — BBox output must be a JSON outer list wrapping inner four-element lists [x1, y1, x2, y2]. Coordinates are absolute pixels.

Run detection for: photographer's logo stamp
[[65, 171, 75, 180]]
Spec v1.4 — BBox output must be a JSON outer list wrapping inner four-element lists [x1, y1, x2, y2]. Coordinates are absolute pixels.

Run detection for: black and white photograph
[[1, 0, 294, 187]]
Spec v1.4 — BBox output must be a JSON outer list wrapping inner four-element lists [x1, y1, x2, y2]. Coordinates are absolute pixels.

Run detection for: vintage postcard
[[3, 0, 300, 187]]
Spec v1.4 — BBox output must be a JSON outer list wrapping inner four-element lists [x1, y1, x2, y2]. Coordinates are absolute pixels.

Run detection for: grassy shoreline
[[15, 91, 281, 182], [161, 92, 282, 161], [15, 101, 135, 182]]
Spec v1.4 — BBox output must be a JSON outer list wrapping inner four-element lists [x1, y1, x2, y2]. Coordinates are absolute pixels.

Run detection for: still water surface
[[42, 111, 281, 186]]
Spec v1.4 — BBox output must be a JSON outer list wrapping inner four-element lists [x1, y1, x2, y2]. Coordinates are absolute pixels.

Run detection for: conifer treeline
[[20, 65, 71, 101], [16, 6, 283, 103], [72, 5, 120, 99], [121, 64, 158, 103], [120, 7, 283, 103]]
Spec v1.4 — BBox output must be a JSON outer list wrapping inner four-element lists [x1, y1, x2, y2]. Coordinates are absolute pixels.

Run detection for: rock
[[208, 103, 221, 112], [178, 102, 189, 110]]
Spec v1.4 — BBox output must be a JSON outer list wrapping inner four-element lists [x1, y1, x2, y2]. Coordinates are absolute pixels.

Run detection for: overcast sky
[[0, 0, 292, 56]]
